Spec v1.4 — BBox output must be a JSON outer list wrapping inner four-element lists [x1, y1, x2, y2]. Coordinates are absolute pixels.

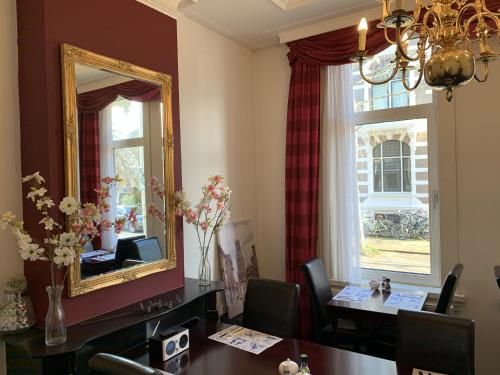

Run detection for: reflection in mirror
[[75, 63, 166, 280]]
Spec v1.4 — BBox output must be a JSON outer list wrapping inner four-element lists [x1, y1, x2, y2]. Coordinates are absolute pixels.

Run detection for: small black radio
[[149, 326, 190, 362]]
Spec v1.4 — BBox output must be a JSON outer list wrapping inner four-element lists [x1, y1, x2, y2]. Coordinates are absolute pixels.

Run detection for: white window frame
[[354, 100, 441, 287], [110, 99, 165, 251]]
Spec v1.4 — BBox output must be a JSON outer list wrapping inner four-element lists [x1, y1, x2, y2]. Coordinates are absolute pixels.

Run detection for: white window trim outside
[[354, 99, 441, 287]]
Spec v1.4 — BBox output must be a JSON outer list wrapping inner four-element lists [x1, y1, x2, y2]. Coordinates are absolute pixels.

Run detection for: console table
[[1, 278, 223, 375]]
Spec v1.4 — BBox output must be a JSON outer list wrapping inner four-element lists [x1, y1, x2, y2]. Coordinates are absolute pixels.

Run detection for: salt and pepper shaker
[[384, 277, 391, 292], [279, 358, 298, 375]]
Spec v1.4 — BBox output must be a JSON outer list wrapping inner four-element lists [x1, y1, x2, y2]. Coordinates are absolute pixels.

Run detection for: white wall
[[0, 1, 23, 374], [448, 65, 500, 375], [177, 17, 258, 280], [254, 46, 290, 281], [253, 45, 500, 374]]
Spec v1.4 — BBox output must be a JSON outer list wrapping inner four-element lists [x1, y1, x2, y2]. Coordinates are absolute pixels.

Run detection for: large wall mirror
[[61, 44, 176, 297]]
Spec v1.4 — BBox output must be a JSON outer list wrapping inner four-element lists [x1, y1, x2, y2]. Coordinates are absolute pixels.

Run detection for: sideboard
[[1, 278, 223, 375]]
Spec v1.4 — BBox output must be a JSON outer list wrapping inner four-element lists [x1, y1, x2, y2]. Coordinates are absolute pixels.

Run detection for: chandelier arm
[[481, 0, 500, 16], [358, 58, 401, 85], [384, 27, 398, 44], [474, 60, 490, 83], [401, 60, 425, 92], [395, 25, 427, 62], [458, 4, 481, 35], [462, 14, 480, 41], [422, 10, 441, 42]]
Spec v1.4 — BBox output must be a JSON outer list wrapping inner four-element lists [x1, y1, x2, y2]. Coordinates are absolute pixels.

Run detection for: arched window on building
[[373, 140, 411, 193]]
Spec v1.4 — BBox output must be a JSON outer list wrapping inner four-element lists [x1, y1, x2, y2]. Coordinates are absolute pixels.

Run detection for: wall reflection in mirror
[[75, 64, 167, 280]]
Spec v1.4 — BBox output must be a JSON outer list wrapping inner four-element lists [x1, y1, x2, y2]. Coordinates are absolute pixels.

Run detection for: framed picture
[[217, 219, 259, 318]]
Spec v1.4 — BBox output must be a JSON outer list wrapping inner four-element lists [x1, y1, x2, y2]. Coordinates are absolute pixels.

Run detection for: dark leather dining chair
[[397, 310, 475, 375], [116, 237, 162, 268], [88, 353, 161, 375], [435, 263, 464, 314], [242, 278, 300, 338], [301, 258, 369, 350], [114, 235, 146, 268], [300, 258, 334, 343]]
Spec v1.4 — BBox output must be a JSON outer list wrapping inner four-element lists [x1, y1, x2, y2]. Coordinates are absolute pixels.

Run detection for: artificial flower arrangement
[[0, 173, 127, 285], [147, 175, 232, 285], [0, 172, 131, 345]]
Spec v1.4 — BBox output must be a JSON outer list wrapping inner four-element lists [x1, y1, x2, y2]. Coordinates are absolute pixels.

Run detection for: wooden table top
[[327, 287, 429, 317], [125, 319, 414, 374]]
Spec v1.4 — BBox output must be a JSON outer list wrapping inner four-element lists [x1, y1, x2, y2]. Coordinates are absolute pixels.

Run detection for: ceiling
[[138, 0, 378, 50], [183, 0, 376, 49]]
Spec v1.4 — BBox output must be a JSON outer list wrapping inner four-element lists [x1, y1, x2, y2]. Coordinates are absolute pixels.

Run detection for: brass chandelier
[[352, 0, 500, 101]]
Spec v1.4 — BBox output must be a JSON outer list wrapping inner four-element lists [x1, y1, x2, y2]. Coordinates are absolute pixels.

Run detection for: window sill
[[328, 279, 465, 313]]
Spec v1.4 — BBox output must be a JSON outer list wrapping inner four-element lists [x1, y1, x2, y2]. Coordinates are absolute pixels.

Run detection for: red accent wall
[[17, 0, 184, 325]]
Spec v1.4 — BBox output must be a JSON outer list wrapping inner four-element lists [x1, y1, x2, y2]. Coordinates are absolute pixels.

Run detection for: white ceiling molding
[[268, 0, 316, 11], [279, 5, 380, 44], [135, 0, 199, 19]]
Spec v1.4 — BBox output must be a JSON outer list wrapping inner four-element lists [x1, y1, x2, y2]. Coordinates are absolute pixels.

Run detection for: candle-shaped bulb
[[358, 18, 368, 51], [394, 0, 405, 10]]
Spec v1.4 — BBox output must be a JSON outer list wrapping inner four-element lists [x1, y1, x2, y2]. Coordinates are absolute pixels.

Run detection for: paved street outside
[[361, 237, 430, 274]]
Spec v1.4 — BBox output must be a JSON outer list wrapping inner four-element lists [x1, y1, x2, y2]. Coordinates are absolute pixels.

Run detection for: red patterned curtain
[[285, 19, 392, 338], [285, 63, 321, 337], [78, 80, 161, 113], [78, 112, 101, 205]]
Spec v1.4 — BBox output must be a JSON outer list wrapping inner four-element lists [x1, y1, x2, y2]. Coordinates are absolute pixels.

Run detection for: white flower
[[19, 243, 44, 261], [59, 197, 78, 215], [22, 172, 45, 184], [36, 198, 55, 210], [59, 232, 78, 247], [27, 187, 47, 202], [2, 211, 16, 224], [53, 246, 76, 266], [39, 216, 55, 231]]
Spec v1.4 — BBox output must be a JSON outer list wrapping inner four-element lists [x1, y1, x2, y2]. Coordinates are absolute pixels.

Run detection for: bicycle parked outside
[[362, 209, 429, 240]]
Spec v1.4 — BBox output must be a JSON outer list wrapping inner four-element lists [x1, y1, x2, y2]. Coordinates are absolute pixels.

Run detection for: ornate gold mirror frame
[[61, 43, 176, 297]]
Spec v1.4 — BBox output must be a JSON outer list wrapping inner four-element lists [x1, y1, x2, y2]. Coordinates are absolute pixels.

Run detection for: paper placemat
[[332, 286, 373, 303], [384, 291, 427, 311], [209, 325, 282, 355]]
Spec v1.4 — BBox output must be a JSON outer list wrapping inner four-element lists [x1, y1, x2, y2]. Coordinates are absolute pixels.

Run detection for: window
[[373, 140, 411, 193], [110, 99, 147, 239], [107, 98, 164, 247], [352, 40, 440, 286]]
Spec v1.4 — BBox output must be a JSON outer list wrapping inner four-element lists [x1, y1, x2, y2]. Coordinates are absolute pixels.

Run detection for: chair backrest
[[397, 310, 475, 375], [131, 237, 163, 263], [242, 278, 300, 338], [435, 263, 464, 314], [300, 258, 333, 335], [88, 353, 160, 375], [115, 235, 146, 267]]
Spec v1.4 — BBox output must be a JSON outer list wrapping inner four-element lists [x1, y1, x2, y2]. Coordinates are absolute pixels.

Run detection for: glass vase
[[198, 246, 211, 286], [0, 291, 35, 334], [45, 285, 66, 346]]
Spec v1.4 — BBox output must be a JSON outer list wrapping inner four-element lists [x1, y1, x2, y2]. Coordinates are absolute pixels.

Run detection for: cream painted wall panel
[[254, 46, 290, 281], [0, 1, 23, 374], [177, 17, 258, 280], [451, 63, 500, 375]]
